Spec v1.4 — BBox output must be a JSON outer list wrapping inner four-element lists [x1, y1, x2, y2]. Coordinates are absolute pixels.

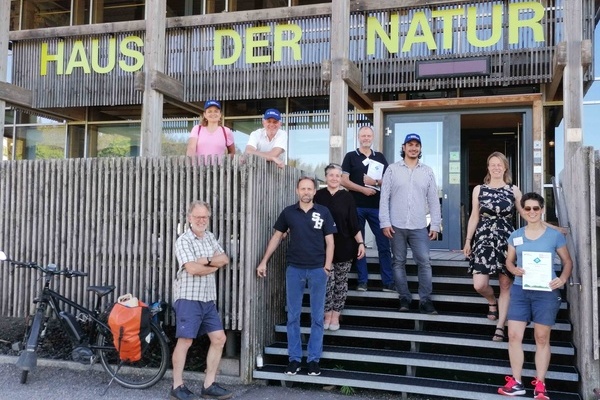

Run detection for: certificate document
[[522, 251, 553, 291], [365, 160, 384, 191]]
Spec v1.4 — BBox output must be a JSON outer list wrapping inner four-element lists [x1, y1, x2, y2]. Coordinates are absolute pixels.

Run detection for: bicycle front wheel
[[96, 322, 169, 389]]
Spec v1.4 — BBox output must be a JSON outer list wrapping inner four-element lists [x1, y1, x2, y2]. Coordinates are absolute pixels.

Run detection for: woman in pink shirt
[[186, 100, 235, 160]]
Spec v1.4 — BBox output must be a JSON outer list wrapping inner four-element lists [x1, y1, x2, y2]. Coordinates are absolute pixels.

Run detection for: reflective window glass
[[287, 113, 329, 180], [162, 120, 195, 156], [20, 0, 71, 29], [15, 125, 66, 160], [88, 123, 140, 157]]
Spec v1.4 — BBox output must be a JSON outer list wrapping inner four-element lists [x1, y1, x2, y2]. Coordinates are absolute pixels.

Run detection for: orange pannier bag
[[108, 300, 151, 362]]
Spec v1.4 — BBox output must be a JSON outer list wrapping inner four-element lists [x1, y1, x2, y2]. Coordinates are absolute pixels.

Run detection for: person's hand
[[324, 265, 332, 275], [362, 187, 377, 196], [357, 243, 366, 259], [257, 263, 267, 278], [462, 242, 472, 257], [271, 157, 285, 169], [363, 174, 376, 187], [550, 276, 566, 290], [382, 227, 394, 239], [513, 267, 525, 277], [428, 231, 438, 240]]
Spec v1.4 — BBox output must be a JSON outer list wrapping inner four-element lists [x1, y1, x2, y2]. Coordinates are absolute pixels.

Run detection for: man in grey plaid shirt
[[170, 200, 232, 400]]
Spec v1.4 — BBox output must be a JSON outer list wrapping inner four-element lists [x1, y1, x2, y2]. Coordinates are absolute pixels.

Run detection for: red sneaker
[[532, 378, 550, 400], [498, 376, 526, 396]]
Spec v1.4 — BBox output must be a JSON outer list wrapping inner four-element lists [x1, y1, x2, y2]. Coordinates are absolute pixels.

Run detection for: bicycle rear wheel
[[96, 322, 169, 389]]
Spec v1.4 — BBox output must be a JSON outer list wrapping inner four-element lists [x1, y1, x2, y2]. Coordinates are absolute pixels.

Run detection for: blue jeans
[[356, 207, 393, 286], [286, 265, 327, 363], [390, 227, 433, 302]]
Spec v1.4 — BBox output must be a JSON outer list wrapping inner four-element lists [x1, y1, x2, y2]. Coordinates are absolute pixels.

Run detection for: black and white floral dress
[[468, 184, 515, 275]]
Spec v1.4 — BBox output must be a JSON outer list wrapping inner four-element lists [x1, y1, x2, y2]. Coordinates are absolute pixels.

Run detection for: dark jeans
[[356, 207, 393, 286]]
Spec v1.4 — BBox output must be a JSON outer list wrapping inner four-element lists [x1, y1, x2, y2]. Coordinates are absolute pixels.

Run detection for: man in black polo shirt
[[257, 176, 336, 377], [341, 126, 394, 292]]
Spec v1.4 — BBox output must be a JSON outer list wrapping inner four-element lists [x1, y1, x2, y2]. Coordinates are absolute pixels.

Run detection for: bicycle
[[0, 250, 169, 389]]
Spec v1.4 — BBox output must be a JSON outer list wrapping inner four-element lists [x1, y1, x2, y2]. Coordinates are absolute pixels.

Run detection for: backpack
[[108, 300, 151, 362]]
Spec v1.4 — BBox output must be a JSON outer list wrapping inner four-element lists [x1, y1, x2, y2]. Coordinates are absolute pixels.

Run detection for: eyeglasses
[[523, 206, 541, 212], [191, 215, 210, 220]]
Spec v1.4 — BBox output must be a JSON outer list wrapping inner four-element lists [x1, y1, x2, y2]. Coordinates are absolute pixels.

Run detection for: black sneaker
[[284, 360, 301, 375], [307, 361, 321, 376], [200, 382, 233, 400], [399, 299, 411, 312], [419, 300, 438, 315], [170, 384, 200, 400]]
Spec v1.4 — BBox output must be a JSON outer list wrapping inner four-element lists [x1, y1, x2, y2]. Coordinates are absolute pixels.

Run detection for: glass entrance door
[[383, 113, 461, 250]]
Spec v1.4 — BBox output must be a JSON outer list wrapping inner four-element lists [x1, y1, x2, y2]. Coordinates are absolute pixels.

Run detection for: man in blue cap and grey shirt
[[379, 133, 441, 315]]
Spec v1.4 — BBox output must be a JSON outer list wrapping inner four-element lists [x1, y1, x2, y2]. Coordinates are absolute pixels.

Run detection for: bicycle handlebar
[[0, 253, 88, 278]]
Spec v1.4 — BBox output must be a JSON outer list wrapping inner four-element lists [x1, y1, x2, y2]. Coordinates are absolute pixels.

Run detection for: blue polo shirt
[[274, 202, 337, 269]]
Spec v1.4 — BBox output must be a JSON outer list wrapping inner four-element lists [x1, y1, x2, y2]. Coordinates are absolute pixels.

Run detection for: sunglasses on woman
[[523, 206, 541, 212]]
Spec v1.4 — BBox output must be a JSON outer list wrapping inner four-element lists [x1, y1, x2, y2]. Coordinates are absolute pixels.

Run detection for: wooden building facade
[[1, 0, 600, 396]]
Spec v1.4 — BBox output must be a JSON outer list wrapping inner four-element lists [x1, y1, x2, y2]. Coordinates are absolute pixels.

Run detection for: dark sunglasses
[[523, 206, 541, 212]]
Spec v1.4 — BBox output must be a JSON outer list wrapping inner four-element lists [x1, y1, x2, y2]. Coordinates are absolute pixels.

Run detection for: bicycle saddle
[[87, 285, 117, 297]]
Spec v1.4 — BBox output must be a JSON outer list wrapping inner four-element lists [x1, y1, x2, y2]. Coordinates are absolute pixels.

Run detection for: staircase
[[253, 251, 581, 399]]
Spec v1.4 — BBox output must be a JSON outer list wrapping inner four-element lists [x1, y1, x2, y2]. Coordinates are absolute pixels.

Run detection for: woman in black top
[[314, 163, 365, 330]]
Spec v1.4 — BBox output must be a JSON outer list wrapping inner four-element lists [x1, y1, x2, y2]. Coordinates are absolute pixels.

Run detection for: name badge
[[513, 237, 524, 246], [362, 158, 370, 166]]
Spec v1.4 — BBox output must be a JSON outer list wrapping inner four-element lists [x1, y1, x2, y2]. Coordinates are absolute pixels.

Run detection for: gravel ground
[[0, 357, 433, 400], [0, 317, 437, 400]]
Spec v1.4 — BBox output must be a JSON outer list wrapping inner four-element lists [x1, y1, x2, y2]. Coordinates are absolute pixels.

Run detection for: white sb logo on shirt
[[312, 212, 324, 229]]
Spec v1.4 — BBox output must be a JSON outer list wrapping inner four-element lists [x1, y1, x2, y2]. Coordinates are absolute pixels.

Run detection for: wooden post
[[563, 1, 599, 397], [563, 0, 583, 159], [0, 0, 9, 144], [140, 0, 167, 157], [328, 0, 350, 164]]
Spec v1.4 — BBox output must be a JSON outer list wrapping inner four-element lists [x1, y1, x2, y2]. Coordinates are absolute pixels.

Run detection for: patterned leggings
[[325, 260, 352, 313]]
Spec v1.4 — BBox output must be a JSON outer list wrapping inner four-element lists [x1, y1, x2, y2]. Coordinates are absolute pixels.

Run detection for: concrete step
[[263, 342, 579, 381], [297, 305, 572, 331], [309, 286, 569, 310], [253, 365, 581, 400], [273, 323, 576, 356]]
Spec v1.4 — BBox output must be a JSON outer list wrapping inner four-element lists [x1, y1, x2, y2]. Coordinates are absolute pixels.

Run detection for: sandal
[[487, 303, 499, 321], [492, 327, 505, 342]]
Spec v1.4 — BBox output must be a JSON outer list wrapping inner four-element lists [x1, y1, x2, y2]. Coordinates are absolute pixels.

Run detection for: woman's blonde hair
[[483, 151, 512, 184]]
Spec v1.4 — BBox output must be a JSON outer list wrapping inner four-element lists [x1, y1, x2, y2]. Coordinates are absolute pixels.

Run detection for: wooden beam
[[135, 71, 199, 116], [140, 0, 167, 157], [0, 0, 9, 136], [341, 59, 372, 110], [328, 0, 350, 164], [10, 20, 146, 41], [545, 41, 566, 102], [0, 81, 33, 108]]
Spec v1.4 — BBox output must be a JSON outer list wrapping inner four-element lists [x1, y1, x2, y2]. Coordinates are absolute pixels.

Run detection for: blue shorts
[[507, 284, 562, 326], [173, 299, 223, 339]]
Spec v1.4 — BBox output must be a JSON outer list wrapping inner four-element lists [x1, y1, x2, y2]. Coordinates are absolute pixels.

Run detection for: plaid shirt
[[173, 228, 224, 302]]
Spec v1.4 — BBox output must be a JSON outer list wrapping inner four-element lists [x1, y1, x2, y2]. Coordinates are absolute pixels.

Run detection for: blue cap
[[204, 100, 221, 110], [403, 133, 421, 144], [263, 109, 281, 121]]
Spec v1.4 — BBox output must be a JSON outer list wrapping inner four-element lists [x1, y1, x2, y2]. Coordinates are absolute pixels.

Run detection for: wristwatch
[[207, 257, 212, 266]]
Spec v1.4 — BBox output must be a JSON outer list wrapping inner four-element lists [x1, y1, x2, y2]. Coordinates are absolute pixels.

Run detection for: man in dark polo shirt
[[257, 176, 336, 377], [341, 126, 394, 292]]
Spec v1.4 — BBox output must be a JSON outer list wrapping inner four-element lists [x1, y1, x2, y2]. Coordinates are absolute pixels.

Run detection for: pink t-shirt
[[189, 125, 235, 156]]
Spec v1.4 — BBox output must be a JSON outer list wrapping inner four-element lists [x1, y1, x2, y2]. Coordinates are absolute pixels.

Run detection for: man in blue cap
[[245, 108, 287, 168], [379, 133, 441, 315]]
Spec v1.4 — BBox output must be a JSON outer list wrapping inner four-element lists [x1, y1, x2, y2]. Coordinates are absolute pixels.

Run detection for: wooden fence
[[0, 155, 302, 381], [556, 146, 599, 396]]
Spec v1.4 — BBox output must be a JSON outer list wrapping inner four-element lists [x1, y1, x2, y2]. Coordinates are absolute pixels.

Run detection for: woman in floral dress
[[463, 152, 523, 341]]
